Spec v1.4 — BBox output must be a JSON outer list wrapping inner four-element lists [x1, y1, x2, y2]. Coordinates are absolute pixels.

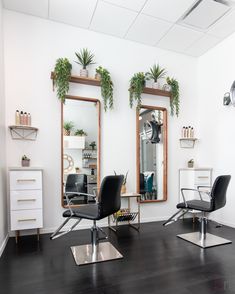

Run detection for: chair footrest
[[177, 232, 232, 248]]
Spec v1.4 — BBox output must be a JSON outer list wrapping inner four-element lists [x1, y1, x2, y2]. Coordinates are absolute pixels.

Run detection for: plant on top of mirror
[[146, 64, 167, 89], [166, 77, 180, 117], [96, 66, 114, 111], [63, 121, 74, 136], [75, 48, 95, 77], [53, 58, 72, 103], [74, 129, 87, 136], [129, 72, 146, 110], [89, 141, 96, 150]]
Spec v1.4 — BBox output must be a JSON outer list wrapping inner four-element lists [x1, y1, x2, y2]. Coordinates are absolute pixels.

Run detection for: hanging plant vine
[[167, 77, 180, 117], [53, 58, 72, 103], [96, 66, 114, 111], [129, 72, 146, 110]]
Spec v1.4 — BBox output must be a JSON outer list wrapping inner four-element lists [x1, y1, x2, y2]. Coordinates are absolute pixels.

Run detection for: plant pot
[[80, 69, 88, 77], [121, 185, 126, 194], [152, 81, 160, 89], [75, 167, 80, 173], [95, 73, 101, 80], [188, 162, 194, 168], [22, 159, 30, 167], [163, 84, 172, 91], [63, 129, 70, 136]]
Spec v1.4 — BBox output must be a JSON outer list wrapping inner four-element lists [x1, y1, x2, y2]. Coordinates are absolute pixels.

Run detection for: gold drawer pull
[[17, 179, 36, 182], [197, 176, 209, 179], [18, 218, 37, 222], [17, 199, 36, 202]]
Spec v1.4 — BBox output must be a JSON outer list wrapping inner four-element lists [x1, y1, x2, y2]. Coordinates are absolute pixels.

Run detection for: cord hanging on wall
[[223, 80, 235, 106]]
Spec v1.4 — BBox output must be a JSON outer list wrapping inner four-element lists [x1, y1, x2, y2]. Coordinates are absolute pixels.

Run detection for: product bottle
[[191, 127, 194, 138], [188, 126, 191, 138], [20, 111, 24, 125], [28, 113, 31, 126], [15, 110, 20, 125], [181, 127, 185, 138], [185, 127, 188, 138], [24, 112, 28, 125]]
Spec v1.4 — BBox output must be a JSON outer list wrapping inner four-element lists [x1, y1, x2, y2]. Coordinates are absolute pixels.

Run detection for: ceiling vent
[[180, 0, 231, 30]]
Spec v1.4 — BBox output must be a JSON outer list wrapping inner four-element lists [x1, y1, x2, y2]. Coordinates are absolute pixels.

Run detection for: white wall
[[0, 0, 8, 254], [3, 10, 199, 234], [197, 32, 235, 227]]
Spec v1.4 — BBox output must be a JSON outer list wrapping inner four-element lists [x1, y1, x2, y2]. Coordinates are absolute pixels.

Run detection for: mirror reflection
[[137, 106, 167, 202], [62, 97, 100, 207]]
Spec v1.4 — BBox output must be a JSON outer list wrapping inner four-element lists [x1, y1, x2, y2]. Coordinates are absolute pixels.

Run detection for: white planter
[[80, 69, 88, 77], [152, 82, 160, 89]]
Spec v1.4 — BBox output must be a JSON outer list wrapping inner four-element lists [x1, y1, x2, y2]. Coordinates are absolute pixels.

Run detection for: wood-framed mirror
[[136, 105, 167, 203], [61, 95, 101, 207]]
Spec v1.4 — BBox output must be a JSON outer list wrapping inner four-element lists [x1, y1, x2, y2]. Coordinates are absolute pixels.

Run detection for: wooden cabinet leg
[[15, 230, 19, 244], [37, 228, 40, 241]]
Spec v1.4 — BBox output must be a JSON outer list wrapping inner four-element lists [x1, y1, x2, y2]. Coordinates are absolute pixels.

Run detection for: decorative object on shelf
[[95, 66, 114, 111], [21, 155, 30, 167], [9, 125, 38, 141], [75, 48, 95, 77], [63, 121, 74, 136], [114, 170, 128, 194], [181, 126, 194, 138], [15, 110, 32, 126], [74, 129, 87, 136], [166, 77, 180, 117], [89, 141, 96, 150], [146, 64, 167, 89], [129, 72, 146, 109], [75, 167, 80, 173], [63, 154, 74, 173], [188, 159, 194, 168], [53, 58, 72, 103]]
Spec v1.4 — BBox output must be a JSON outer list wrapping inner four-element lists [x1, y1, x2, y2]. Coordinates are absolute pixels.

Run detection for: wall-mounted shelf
[[9, 125, 38, 141], [51, 72, 101, 87], [142, 87, 171, 97], [179, 138, 198, 148]]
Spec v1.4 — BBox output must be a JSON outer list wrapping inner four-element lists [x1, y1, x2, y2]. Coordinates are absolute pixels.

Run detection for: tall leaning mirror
[[136, 105, 167, 203], [61, 95, 100, 207]]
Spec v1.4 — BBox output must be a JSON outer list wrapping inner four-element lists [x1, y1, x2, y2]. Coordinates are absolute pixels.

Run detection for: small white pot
[[80, 69, 88, 77], [152, 82, 160, 89], [95, 73, 101, 80]]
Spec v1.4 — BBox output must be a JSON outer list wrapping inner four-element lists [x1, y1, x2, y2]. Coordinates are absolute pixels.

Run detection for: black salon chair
[[51, 175, 124, 265], [163, 175, 231, 248]]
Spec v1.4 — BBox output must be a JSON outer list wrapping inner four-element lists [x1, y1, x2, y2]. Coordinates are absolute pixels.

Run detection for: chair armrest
[[64, 192, 97, 214], [180, 188, 204, 204]]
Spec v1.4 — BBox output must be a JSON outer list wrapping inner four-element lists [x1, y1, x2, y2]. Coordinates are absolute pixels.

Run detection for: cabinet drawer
[[11, 209, 43, 231], [10, 190, 42, 210], [194, 171, 211, 185], [10, 171, 42, 190]]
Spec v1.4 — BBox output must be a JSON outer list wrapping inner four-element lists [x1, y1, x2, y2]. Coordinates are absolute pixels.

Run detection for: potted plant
[[75, 48, 95, 77], [188, 159, 194, 168], [95, 66, 114, 111], [166, 77, 180, 117], [53, 58, 72, 103], [74, 129, 87, 136], [75, 167, 80, 173], [146, 64, 167, 89], [89, 141, 96, 150], [129, 72, 146, 110], [63, 121, 74, 136], [22, 155, 30, 167]]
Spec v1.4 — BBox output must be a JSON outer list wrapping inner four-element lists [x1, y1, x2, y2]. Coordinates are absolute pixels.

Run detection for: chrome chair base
[[177, 232, 232, 248], [71, 242, 123, 265]]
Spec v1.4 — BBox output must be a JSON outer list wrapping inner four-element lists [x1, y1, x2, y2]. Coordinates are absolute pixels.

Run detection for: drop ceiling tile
[[3, 0, 48, 18], [102, 0, 146, 12], [90, 1, 137, 37], [126, 14, 172, 46], [142, 0, 197, 22], [49, 0, 97, 29], [157, 24, 203, 52], [208, 9, 235, 39], [185, 34, 221, 57]]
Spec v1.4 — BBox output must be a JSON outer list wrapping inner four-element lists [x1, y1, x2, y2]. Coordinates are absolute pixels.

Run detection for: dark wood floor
[[1, 219, 235, 294]]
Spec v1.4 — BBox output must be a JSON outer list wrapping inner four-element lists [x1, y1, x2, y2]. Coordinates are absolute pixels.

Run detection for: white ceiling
[[3, 0, 235, 57]]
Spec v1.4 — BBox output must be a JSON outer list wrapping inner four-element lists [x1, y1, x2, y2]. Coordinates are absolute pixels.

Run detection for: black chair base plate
[[177, 232, 232, 249], [70, 242, 123, 265]]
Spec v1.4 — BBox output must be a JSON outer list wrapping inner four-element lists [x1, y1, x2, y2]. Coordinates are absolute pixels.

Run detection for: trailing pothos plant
[[96, 66, 114, 111], [53, 58, 72, 103], [166, 77, 180, 117], [129, 72, 146, 110]]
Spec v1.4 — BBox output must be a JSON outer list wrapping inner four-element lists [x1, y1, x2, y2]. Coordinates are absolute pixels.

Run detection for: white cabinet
[[179, 168, 212, 203], [9, 168, 43, 242]]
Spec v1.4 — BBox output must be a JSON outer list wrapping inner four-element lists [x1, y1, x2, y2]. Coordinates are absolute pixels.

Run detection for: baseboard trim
[[0, 234, 9, 257], [209, 217, 235, 229]]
